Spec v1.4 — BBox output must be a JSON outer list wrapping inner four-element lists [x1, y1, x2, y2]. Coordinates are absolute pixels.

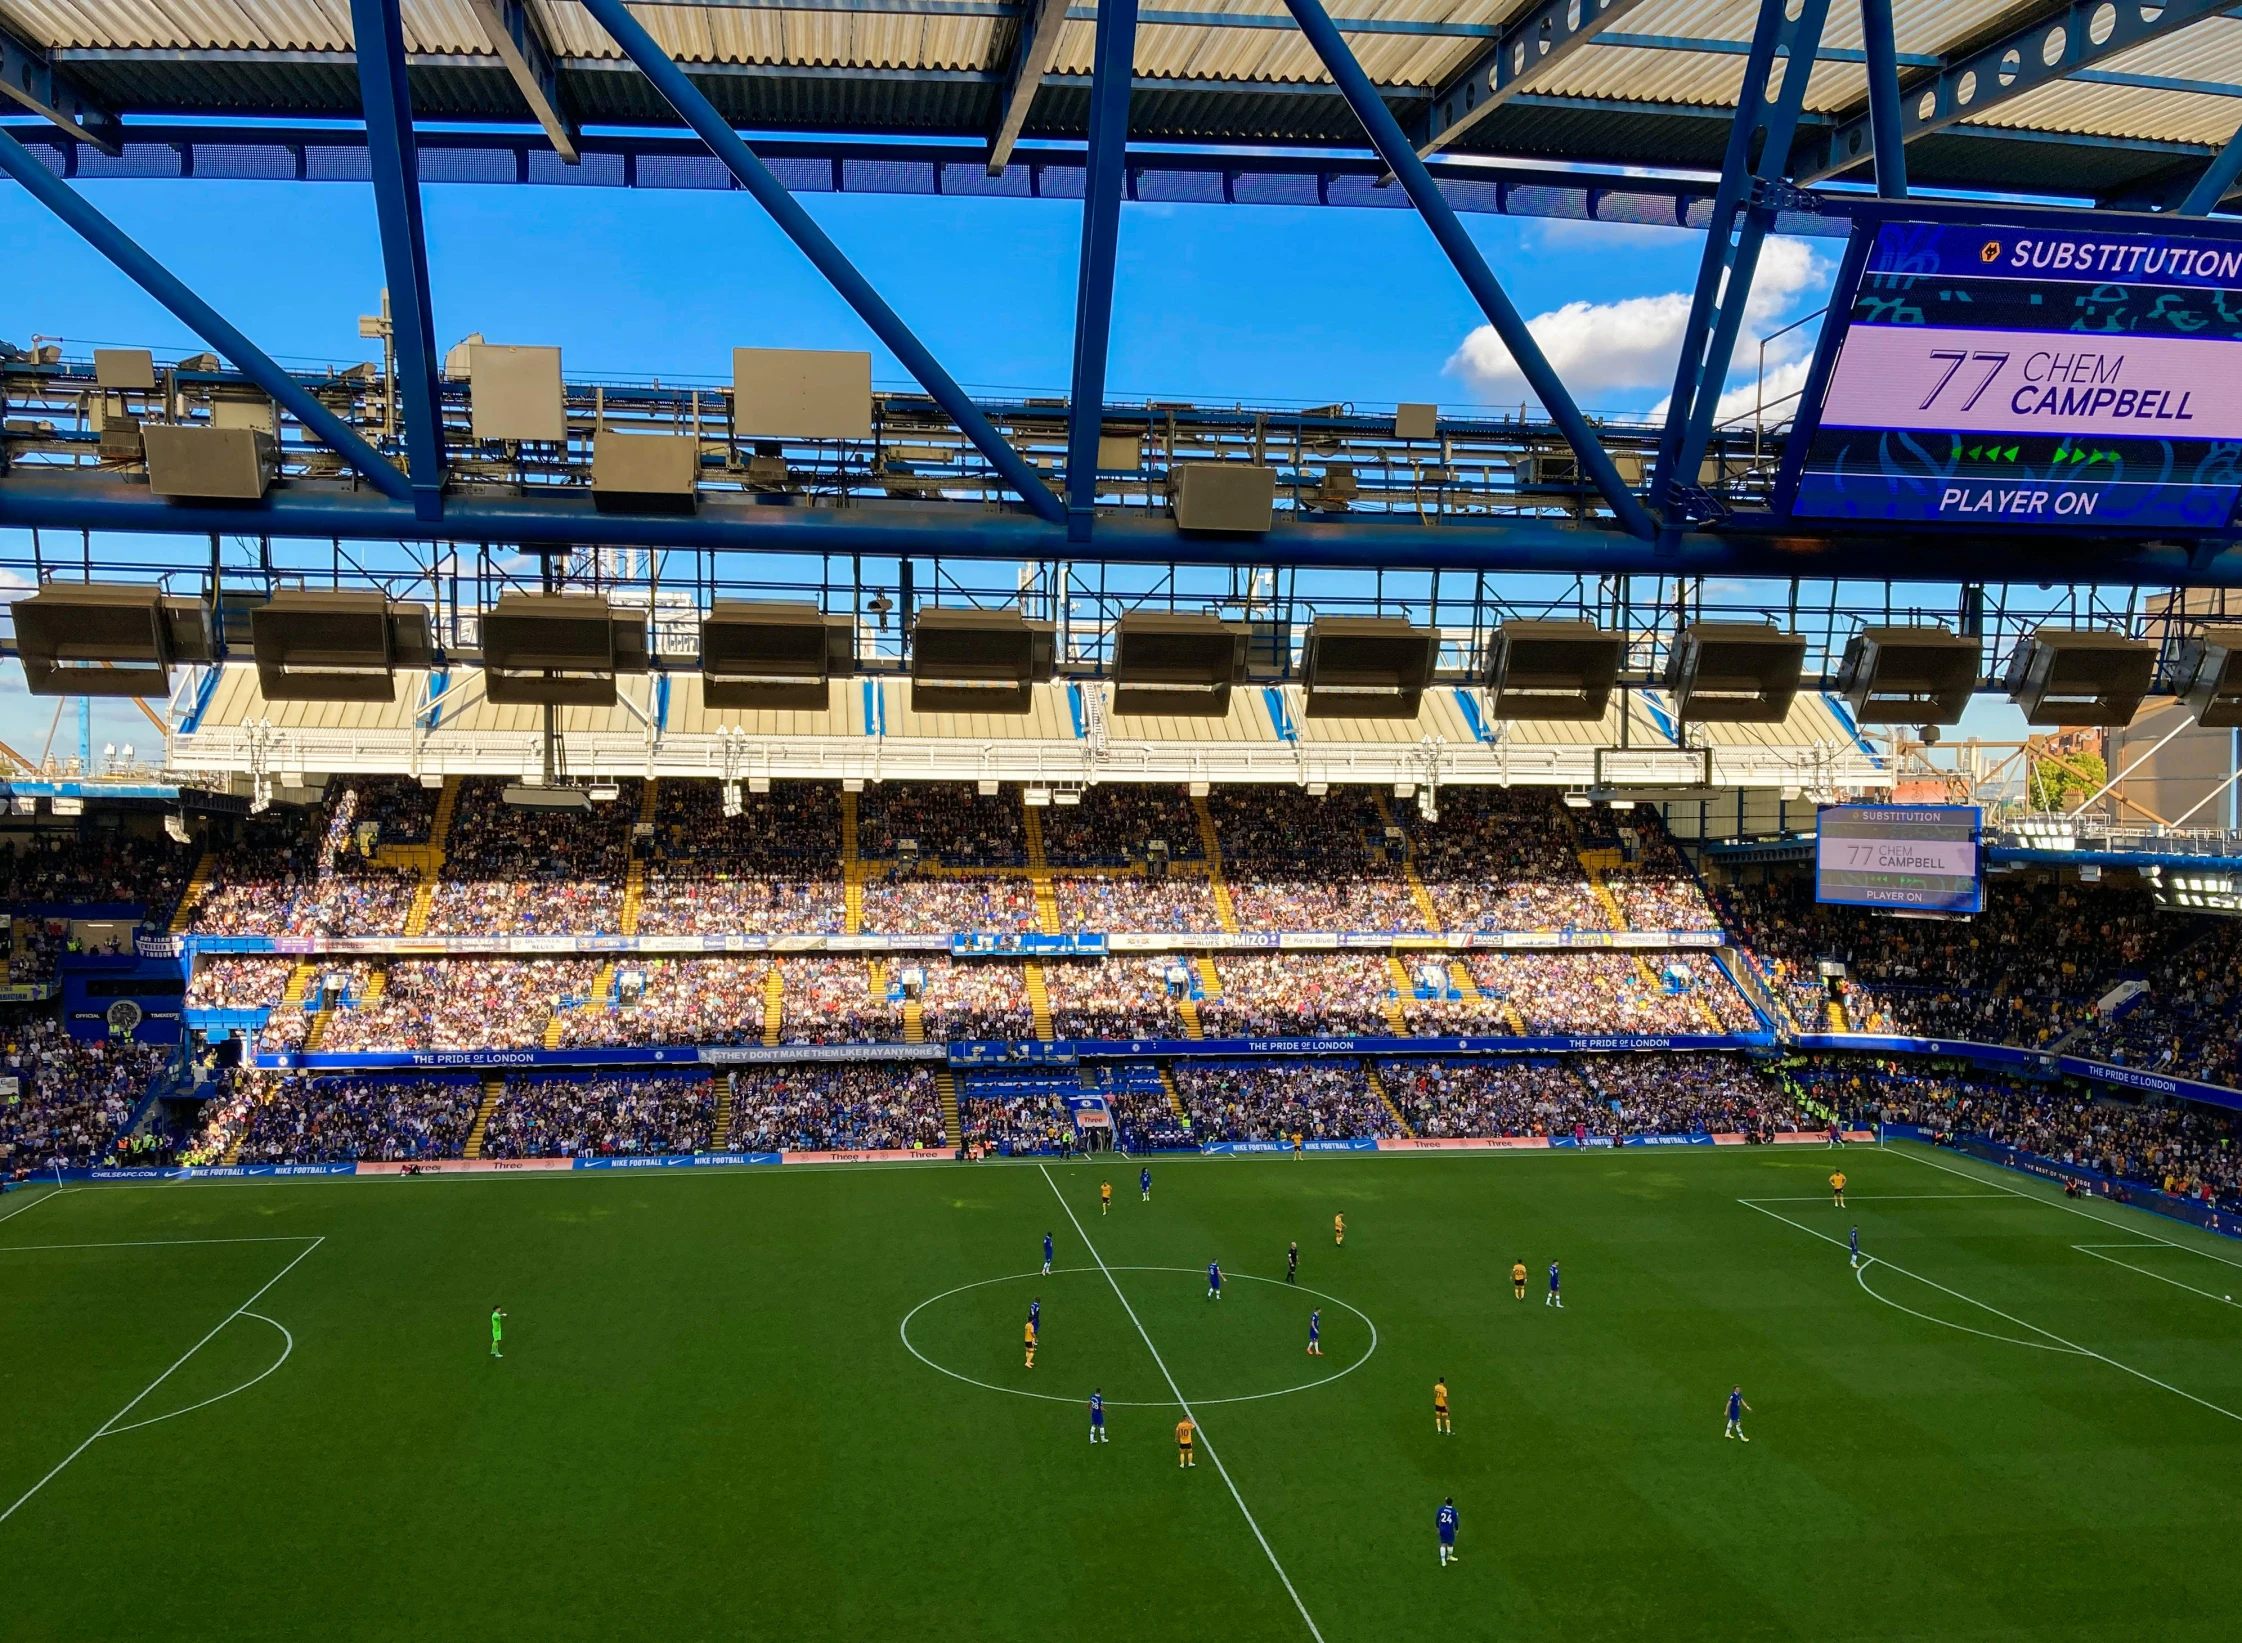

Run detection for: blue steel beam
[[10, 470, 2242, 585], [1650, 0, 1831, 521], [2181, 118, 2242, 215], [1064, 0, 1137, 543], [0, 20, 120, 153], [467, 0, 579, 162], [352, 0, 447, 522], [0, 128, 411, 503], [1800, 0, 2231, 186], [988, 0, 1069, 175], [1858, 0, 1907, 201], [1414, 0, 1657, 158], [1278, 0, 1658, 540], [576, 0, 1068, 525]]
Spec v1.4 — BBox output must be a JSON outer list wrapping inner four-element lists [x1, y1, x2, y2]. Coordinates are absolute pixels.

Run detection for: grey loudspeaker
[[592, 432, 701, 514], [142, 425, 277, 500], [1174, 464, 1276, 533]]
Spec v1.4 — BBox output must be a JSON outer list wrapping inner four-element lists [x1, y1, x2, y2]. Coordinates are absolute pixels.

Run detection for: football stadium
[[5, 0, 2242, 1635]]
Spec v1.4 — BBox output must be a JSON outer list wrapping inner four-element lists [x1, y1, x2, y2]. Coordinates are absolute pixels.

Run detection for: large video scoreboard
[[1815, 804, 1983, 914], [1780, 212, 2242, 530]]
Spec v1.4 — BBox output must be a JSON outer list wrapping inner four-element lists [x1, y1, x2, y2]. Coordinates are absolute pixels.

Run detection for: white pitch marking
[[1742, 1199, 2242, 1424], [102, 1313, 296, 1436], [1040, 1165, 1326, 1643], [1890, 1145, 2242, 1271], [2072, 1244, 2242, 1307], [0, 1236, 325, 1527], [0, 1186, 71, 1226], [0, 1236, 315, 1253], [1740, 1193, 2013, 1203]]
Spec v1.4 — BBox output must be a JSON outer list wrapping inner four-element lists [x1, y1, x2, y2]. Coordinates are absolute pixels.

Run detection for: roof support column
[[1065, 0, 1138, 544], [352, 0, 448, 522], [0, 127, 411, 502], [576, 0, 1068, 525], [1858, 0, 1907, 200], [2180, 119, 2242, 216], [1649, 0, 1832, 524], [1277, 0, 1657, 540], [988, 0, 1069, 176]]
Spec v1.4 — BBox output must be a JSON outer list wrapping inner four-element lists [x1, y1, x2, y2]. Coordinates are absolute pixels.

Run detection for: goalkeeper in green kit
[[490, 1305, 507, 1359]]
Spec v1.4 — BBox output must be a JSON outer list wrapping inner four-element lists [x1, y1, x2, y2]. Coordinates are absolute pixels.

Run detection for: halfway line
[[0, 1235, 326, 1527], [1037, 1165, 1326, 1643]]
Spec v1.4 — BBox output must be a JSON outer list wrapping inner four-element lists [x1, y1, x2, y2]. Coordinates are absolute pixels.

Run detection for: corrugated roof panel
[[8, 0, 358, 51], [662, 673, 856, 736], [1104, 682, 1283, 743], [886, 678, 1075, 739], [540, 0, 1003, 70], [1964, 18, 2242, 145]]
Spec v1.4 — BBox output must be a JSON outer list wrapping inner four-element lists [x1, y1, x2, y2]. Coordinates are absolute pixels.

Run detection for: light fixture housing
[[479, 593, 649, 707], [699, 600, 853, 711], [1835, 625, 1979, 725], [909, 607, 1056, 715], [1301, 617, 1439, 719], [250, 591, 432, 702], [1664, 621, 1806, 723], [1111, 611, 1249, 718], [2004, 627, 2158, 726], [11, 582, 214, 697], [1483, 619, 1623, 720]]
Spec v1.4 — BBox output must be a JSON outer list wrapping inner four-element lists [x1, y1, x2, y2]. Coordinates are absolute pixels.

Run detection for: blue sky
[[1, 172, 2030, 764]]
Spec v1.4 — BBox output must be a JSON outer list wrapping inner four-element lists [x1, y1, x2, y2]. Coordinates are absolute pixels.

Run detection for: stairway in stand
[[589, 959, 617, 1010], [542, 1006, 566, 1050], [359, 963, 388, 1005], [1826, 997, 1851, 1032], [712, 1073, 734, 1150], [936, 1069, 962, 1152], [1373, 791, 1443, 932], [1024, 962, 1054, 1040], [464, 1075, 505, 1159], [1189, 794, 1241, 933], [1381, 955, 1411, 1035], [219, 1074, 282, 1165], [403, 777, 461, 936], [903, 998, 926, 1045], [838, 791, 864, 933], [168, 848, 215, 934], [620, 777, 656, 935], [761, 966, 784, 1046], [1178, 999, 1204, 1039], [1194, 956, 1224, 1002], [302, 1000, 335, 1051], [280, 960, 317, 1007], [1365, 1060, 1414, 1137], [1159, 1064, 1188, 1124], [1022, 804, 1061, 934]]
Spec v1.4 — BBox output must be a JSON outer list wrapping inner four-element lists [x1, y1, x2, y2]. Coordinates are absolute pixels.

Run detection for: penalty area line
[[1038, 1164, 1327, 1643], [0, 1235, 325, 1528]]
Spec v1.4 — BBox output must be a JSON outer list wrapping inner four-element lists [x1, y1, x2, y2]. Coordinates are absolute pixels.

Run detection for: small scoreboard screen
[[1784, 217, 2242, 530], [1815, 804, 1983, 914]]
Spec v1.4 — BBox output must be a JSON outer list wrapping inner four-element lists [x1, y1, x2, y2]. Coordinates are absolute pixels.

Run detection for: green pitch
[[3, 1143, 2239, 1641]]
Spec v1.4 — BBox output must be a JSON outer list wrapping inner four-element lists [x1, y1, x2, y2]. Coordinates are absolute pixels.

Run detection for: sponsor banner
[[697, 1042, 945, 1066], [256, 1045, 707, 1072], [0, 983, 56, 1003], [951, 932, 1108, 958], [573, 1151, 782, 1170], [1887, 1126, 2242, 1241], [781, 1147, 954, 1164], [186, 929, 1724, 958], [1089, 1033, 1766, 1058], [1377, 1136, 1550, 1152], [1200, 1138, 1381, 1155], [2054, 1055, 2242, 1115], [950, 1040, 1079, 1067], [358, 1157, 575, 1174], [1792, 1033, 2242, 1113]]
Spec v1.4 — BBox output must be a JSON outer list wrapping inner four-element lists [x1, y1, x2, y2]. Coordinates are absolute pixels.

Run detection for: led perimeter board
[[1816, 804, 1983, 914], [1779, 210, 2242, 530]]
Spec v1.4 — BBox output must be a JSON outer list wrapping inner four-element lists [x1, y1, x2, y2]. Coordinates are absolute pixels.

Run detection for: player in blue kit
[[1141, 1165, 1151, 1202], [1849, 1225, 1861, 1269], [1725, 1385, 1752, 1441], [1042, 1231, 1054, 1276], [1207, 1260, 1223, 1300], [1306, 1309, 1322, 1356], [1029, 1296, 1041, 1337], [1545, 1260, 1563, 1308], [1089, 1389, 1107, 1444], [1437, 1498, 1459, 1566]]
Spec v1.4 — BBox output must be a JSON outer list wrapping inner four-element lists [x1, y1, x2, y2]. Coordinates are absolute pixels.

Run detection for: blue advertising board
[[1779, 208, 2242, 530]]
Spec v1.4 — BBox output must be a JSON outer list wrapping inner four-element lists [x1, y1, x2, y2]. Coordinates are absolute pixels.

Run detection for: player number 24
[[1920, 351, 2010, 412]]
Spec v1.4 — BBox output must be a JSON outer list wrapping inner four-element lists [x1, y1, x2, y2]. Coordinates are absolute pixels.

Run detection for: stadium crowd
[[1173, 1060, 1398, 1142], [480, 1073, 715, 1158], [958, 1076, 1075, 1154], [424, 779, 635, 934], [1415, 789, 1607, 931], [0, 831, 191, 922], [558, 958, 768, 1048], [859, 870, 1040, 934], [1198, 954, 1397, 1038], [231, 1075, 479, 1163], [183, 954, 297, 1012], [0, 1023, 170, 1172], [1042, 957, 1190, 1040], [1471, 952, 1762, 1035], [2065, 918, 2242, 1084], [730, 1063, 945, 1151], [316, 959, 598, 1051], [1209, 786, 1429, 931], [637, 780, 846, 935], [780, 958, 901, 1044], [919, 960, 1034, 1042]]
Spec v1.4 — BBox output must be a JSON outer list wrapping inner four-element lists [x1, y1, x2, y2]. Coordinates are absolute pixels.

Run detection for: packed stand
[[730, 1063, 944, 1151], [559, 958, 769, 1048], [1042, 958, 1190, 1040], [1173, 1060, 1398, 1142], [231, 1075, 479, 1163], [1471, 952, 1767, 1036], [779, 957, 900, 1044], [1198, 954, 1396, 1038], [1415, 789, 1608, 931], [315, 958, 599, 1051], [1598, 813, 1721, 931], [3, 915, 65, 984], [1570, 1053, 1799, 1137], [2066, 918, 2242, 1084], [1380, 1059, 1599, 1137], [859, 870, 1039, 934], [424, 778, 636, 934], [1042, 785, 1222, 933], [959, 1075, 1074, 1154], [1107, 1076, 1193, 1151], [1716, 873, 2150, 1044], [283, 780, 428, 937], [1210, 786, 1429, 931], [185, 816, 322, 936], [179, 1065, 273, 1165], [184, 955, 297, 1012], [257, 961, 379, 1054], [0, 830, 193, 922], [918, 960, 1034, 1042], [481, 1072, 715, 1158], [637, 780, 845, 935], [1051, 872, 1221, 934], [0, 1023, 170, 1172]]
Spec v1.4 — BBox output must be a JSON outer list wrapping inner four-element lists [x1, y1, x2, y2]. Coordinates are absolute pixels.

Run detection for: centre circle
[[899, 1265, 1379, 1408]]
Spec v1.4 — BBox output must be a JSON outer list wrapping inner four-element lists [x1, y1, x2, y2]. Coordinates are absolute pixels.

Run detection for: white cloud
[[1445, 235, 1831, 418]]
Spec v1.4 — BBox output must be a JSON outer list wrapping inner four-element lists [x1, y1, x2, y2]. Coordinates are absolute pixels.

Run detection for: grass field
[[3, 1141, 2239, 1641]]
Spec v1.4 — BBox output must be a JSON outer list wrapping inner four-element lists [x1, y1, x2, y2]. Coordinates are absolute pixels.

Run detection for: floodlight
[[1835, 625, 1979, 725], [479, 593, 648, 707], [699, 601, 852, 711], [909, 607, 1056, 715], [1300, 617, 1439, 718], [11, 582, 213, 697], [2004, 628, 2157, 726], [1483, 619, 1622, 720], [250, 591, 432, 702], [1111, 611, 1248, 717], [1664, 621, 1806, 722]]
